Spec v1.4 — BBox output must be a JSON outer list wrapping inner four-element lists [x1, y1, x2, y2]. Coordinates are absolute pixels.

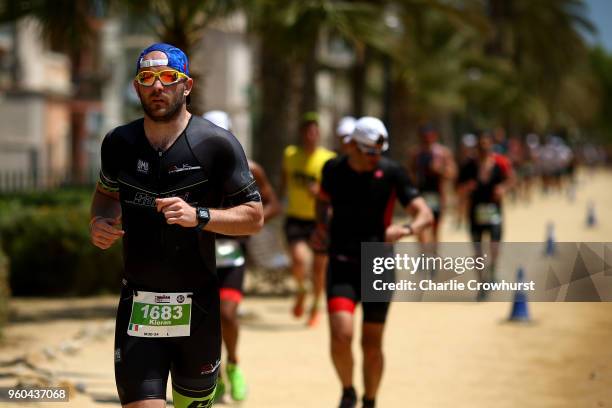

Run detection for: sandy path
[[1, 169, 611, 407]]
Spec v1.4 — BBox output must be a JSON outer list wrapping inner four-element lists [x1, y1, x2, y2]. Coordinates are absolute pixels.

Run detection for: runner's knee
[[361, 336, 383, 353], [330, 319, 353, 346], [172, 375, 217, 408], [220, 300, 238, 324], [331, 329, 353, 348], [362, 345, 383, 363]]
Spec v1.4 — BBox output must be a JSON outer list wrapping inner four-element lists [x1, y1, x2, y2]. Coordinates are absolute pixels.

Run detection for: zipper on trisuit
[[158, 149, 165, 261]]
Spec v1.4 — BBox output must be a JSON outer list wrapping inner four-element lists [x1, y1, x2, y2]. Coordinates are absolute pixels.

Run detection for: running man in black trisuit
[[407, 124, 456, 249], [89, 43, 263, 408], [313, 117, 432, 408], [457, 131, 513, 298]]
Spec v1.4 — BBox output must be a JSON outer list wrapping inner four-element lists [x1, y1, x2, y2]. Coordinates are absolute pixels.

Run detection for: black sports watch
[[195, 207, 211, 230]]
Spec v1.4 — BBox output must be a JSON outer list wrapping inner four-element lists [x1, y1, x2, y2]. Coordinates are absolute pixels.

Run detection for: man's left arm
[[157, 132, 263, 235], [156, 190, 263, 236], [385, 197, 433, 242], [385, 165, 433, 242]]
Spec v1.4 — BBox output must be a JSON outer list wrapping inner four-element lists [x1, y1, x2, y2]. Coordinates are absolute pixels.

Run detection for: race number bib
[[216, 239, 245, 268], [422, 192, 441, 212], [475, 203, 501, 226], [128, 291, 192, 337]]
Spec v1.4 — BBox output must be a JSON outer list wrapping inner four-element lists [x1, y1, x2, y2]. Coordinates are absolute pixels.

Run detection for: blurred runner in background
[[457, 130, 514, 300], [203, 110, 281, 402], [407, 124, 456, 253], [314, 116, 432, 408], [454, 133, 477, 229], [281, 112, 336, 326]]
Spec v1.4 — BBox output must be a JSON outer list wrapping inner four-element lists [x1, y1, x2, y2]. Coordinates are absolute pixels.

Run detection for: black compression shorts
[[470, 222, 503, 243], [326, 256, 391, 324], [114, 286, 221, 406], [218, 264, 245, 303], [284, 217, 316, 244]]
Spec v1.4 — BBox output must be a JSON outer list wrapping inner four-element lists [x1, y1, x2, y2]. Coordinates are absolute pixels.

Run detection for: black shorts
[[470, 223, 503, 243], [114, 286, 221, 406], [217, 265, 245, 303], [432, 209, 442, 223], [284, 216, 316, 244], [326, 256, 390, 324], [469, 204, 503, 243]]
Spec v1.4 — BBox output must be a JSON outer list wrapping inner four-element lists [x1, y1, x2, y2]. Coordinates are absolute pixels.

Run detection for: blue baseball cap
[[136, 43, 190, 76]]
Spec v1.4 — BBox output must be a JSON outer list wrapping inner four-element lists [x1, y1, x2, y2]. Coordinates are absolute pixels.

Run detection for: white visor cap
[[337, 116, 356, 140], [203, 110, 232, 132], [351, 116, 389, 151], [461, 133, 477, 147]]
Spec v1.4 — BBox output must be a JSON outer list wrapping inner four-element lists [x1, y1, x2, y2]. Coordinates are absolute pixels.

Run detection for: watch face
[[198, 208, 209, 220]]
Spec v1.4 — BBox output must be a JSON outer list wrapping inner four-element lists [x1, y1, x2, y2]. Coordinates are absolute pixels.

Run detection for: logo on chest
[[136, 159, 150, 174], [168, 163, 202, 175]]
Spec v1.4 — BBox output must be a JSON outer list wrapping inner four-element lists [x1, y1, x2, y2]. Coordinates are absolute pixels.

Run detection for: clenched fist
[[156, 197, 197, 227], [90, 217, 124, 249], [384, 224, 413, 243]]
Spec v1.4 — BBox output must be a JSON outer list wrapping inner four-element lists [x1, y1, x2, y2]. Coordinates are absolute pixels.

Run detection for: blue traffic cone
[[545, 222, 555, 256], [509, 267, 530, 322], [587, 202, 597, 228]]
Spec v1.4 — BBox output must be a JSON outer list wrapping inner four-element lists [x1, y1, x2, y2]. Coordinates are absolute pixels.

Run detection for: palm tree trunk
[[388, 77, 417, 164], [299, 42, 318, 114], [351, 44, 369, 117], [254, 40, 294, 189]]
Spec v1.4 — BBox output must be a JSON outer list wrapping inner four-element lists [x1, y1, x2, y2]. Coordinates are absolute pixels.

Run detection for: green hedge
[[0, 187, 92, 207], [0, 189, 123, 296]]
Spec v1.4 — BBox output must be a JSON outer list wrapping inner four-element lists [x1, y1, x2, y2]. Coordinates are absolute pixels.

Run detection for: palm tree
[[383, 0, 489, 158], [588, 47, 612, 143], [247, 0, 389, 187], [483, 0, 595, 131]]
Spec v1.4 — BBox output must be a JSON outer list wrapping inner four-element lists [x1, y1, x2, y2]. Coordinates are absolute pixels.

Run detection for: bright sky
[[585, 0, 612, 51]]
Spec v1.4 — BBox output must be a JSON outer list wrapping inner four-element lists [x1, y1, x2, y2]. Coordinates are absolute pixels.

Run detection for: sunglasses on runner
[[355, 141, 384, 156], [135, 70, 189, 87]]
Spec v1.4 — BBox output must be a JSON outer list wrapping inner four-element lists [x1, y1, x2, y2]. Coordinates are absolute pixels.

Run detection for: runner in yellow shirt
[[281, 112, 336, 326]]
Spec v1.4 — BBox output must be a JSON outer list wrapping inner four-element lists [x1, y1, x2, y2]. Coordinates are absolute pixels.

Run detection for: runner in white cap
[[336, 116, 356, 154], [313, 116, 432, 407]]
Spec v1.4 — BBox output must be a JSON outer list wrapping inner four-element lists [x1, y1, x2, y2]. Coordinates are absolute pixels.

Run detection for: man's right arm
[[90, 184, 124, 250], [91, 130, 124, 249], [250, 161, 282, 222]]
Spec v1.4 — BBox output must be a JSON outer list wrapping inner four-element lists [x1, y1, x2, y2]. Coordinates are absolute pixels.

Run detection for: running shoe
[[339, 386, 357, 408], [213, 375, 226, 403], [362, 396, 376, 408], [226, 363, 248, 401]]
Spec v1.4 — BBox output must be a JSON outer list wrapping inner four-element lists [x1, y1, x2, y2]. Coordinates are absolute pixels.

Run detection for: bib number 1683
[[141, 304, 183, 321]]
